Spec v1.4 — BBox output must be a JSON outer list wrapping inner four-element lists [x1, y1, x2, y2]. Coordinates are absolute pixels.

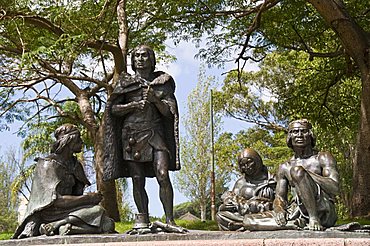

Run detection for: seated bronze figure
[[216, 148, 276, 231], [273, 119, 339, 231], [13, 124, 115, 239]]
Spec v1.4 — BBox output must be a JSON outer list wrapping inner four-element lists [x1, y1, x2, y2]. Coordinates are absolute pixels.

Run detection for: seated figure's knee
[[290, 166, 307, 182]]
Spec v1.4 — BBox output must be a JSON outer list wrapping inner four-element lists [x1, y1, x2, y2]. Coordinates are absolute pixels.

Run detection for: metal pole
[[210, 89, 216, 221]]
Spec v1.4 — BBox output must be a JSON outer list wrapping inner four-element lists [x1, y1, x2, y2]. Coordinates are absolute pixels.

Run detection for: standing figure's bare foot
[[39, 223, 56, 236]]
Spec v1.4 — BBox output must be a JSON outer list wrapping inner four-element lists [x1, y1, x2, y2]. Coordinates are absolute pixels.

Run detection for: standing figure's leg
[[290, 166, 323, 231], [128, 161, 150, 226], [153, 150, 175, 225]]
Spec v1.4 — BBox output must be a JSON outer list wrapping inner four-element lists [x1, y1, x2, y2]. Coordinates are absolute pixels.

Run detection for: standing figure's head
[[51, 124, 83, 154], [286, 119, 316, 149], [237, 148, 263, 177], [131, 45, 156, 73]]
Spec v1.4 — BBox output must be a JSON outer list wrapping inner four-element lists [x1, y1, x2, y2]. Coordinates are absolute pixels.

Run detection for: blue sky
[[0, 40, 256, 218]]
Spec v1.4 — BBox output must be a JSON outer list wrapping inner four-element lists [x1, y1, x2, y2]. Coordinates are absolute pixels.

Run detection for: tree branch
[[0, 11, 64, 36]]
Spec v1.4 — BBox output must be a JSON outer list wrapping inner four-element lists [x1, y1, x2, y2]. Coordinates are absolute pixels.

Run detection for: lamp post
[[210, 89, 216, 221]]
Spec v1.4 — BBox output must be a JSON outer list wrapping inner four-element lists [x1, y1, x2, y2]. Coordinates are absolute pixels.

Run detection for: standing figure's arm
[[273, 163, 289, 226], [145, 86, 173, 117], [110, 76, 148, 117], [111, 100, 147, 116]]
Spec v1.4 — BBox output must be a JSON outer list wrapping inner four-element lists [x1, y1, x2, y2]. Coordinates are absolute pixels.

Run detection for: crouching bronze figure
[[13, 124, 115, 239], [273, 119, 339, 231], [216, 148, 276, 231]]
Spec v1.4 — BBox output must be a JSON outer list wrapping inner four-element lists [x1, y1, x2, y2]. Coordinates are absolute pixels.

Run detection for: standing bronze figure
[[103, 45, 180, 230], [13, 124, 115, 239], [216, 148, 276, 231], [273, 119, 339, 231]]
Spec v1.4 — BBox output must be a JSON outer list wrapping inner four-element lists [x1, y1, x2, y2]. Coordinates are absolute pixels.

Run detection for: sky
[[0, 40, 257, 218]]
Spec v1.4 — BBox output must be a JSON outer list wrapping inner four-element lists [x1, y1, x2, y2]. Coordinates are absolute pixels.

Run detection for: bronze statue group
[[217, 119, 339, 232], [12, 45, 340, 239]]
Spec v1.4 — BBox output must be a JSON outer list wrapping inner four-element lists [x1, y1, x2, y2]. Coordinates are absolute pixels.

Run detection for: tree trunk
[[352, 71, 370, 217], [117, 0, 128, 74], [89, 0, 129, 221], [306, 0, 370, 217], [200, 202, 207, 221], [95, 124, 120, 221], [76, 90, 120, 220]]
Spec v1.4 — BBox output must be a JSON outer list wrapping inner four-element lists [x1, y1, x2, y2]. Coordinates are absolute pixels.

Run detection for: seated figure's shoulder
[[276, 161, 291, 178], [317, 151, 336, 164], [32, 156, 61, 178], [234, 177, 247, 186], [278, 161, 290, 171], [231, 177, 247, 193]]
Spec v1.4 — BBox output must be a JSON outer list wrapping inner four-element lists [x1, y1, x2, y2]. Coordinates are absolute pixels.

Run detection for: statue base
[[3, 226, 370, 246]]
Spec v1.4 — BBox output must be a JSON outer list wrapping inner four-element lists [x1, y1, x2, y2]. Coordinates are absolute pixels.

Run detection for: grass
[[0, 233, 12, 240], [114, 219, 219, 233], [115, 221, 135, 233], [175, 219, 219, 231], [336, 218, 370, 226]]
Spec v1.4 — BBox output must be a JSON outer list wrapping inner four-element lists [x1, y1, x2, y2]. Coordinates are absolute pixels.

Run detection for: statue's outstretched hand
[[88, 192, 103, 205]]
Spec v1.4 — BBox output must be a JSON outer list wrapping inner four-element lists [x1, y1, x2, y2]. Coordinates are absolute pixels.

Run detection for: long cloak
[[103, 71, 180, 180]]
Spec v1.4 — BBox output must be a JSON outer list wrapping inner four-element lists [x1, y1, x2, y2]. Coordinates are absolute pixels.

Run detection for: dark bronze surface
[[103, 45, 180, 229], [273, 119, 340, 231], [216, 148, 276, 231], [13, 124, 114, 239]]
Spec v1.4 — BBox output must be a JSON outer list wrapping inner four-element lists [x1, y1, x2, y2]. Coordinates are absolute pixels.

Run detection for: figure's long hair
[[51, 124, 80, 154], [130, 45, 156, 73]]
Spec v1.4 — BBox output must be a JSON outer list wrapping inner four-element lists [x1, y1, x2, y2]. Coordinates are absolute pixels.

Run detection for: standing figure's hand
[[135, 100, 147, 110], [144, 87, 158, 103]]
